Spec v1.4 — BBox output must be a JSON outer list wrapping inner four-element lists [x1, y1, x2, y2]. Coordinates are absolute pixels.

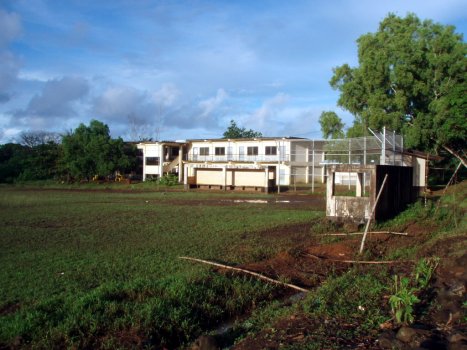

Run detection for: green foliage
[[389, 257, 438, 325], [0, 142, 62, 183], [330, 13, 467, 153], [389, 275, 420, 325], [223, 120, 263, 139], [61, 120, 131, 180], [158, 173, 179, 186], [319, 111, 345, 139], [414, 257, 439, 289], [0, 143, 28, 183]]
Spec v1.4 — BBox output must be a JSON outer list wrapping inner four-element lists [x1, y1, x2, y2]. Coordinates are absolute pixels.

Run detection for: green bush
[[158, 174, 179, 186], [389, 275, 420, 325]]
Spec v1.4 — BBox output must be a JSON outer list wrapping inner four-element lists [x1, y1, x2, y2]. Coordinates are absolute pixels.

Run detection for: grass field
[[0, 187, 321, 348]]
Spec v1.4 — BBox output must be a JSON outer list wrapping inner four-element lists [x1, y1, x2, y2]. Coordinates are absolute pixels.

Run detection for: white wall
[[138, 143, 163, 180]]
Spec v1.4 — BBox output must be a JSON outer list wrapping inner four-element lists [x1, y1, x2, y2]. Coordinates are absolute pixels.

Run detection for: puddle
[[222, 199, 305, 204], [232, 199, 268, 204]]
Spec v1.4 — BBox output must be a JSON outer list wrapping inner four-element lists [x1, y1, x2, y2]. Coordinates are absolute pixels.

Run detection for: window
[[265, 146, 277, 155], [247, 146, 258, 156], [200, 147, 210, 156], [215, 147, 225, 155], [170, 147, 179, 157], [145, 157, 160, 166]]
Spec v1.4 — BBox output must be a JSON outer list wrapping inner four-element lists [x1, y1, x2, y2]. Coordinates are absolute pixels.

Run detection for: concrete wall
[[193, 167, 269, 189], [137, 143, 163, 179], [326, 164, 415, 222], [374, 165, 415, 221], [196, 169, 223, 185], [326, 165, 375, 222]]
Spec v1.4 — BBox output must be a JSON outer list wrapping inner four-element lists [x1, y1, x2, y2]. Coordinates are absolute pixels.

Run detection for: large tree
[[61, 120, 131, 180], [223, 120, 263, 138], [319, 111, 345, 139], [330, 13, 466, 164]]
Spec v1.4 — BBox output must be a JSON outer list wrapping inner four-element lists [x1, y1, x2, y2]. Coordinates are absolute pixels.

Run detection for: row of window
[[146, 146, 278, 165], [197, 146, 277, 156]]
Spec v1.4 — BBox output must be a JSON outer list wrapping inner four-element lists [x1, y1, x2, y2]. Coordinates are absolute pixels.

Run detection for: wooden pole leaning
[[359, 174, 388, 254]]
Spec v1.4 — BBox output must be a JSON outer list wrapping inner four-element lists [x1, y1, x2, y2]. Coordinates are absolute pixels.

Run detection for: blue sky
[[0, 0, 466, 142]]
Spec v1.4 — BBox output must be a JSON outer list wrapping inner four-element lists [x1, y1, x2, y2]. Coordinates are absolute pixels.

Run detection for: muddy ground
[[187, 195, 466, 350]]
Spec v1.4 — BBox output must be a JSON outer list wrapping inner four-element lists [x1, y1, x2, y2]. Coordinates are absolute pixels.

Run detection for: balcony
[[187, 153, 290, 163]]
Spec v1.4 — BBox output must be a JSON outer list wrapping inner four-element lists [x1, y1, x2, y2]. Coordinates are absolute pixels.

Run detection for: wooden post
[[359, 174, 388, 254]]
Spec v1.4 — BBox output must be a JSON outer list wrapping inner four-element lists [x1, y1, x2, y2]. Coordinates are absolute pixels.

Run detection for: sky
[[0, 0, 466, 143]]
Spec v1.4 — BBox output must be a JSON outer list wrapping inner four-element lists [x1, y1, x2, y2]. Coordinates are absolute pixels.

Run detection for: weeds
[[414, 257, 439, 289], [389, 257, 439, 325], [389, 275, 420, 325]]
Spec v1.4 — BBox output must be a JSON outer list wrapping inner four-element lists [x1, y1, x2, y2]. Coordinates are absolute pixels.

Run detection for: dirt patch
[[233, 312, 379, 350], [0, 302, 20, 316], [165, 194, 325, 210], [230, 220, 466, 350]]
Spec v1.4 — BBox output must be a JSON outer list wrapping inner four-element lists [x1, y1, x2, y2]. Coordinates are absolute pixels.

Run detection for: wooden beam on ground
[[323, 231, 408, 236], [305, 253, 413, 265], [179, 256, 309, 293]]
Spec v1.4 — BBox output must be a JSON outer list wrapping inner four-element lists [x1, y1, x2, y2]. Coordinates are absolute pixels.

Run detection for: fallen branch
[[179, 256, 309, 292], [323, 231, 408, 236], [304, 253, 414, 265]]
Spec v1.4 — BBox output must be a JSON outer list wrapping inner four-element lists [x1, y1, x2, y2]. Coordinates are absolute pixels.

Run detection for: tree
[[330, 13, 466, 164], [223, 120, 263, 138], [20, 131, 61, 147], [61, 120, 131, 180], [0, 143, 28, 183], [319, 111, 345, 139]]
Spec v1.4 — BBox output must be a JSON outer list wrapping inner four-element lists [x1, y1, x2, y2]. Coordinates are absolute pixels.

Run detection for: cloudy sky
[[0, 0, 466, 143]]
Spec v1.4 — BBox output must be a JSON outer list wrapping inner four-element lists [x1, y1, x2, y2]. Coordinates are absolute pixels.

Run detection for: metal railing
[[187, 154, 290, 162]]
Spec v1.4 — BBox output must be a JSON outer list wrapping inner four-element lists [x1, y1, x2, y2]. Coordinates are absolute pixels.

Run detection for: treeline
[[0, 120, 138, 183]]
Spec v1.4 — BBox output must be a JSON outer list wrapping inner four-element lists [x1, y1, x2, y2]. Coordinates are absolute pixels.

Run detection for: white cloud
[[18, 70, 54, 83], [93, 86, 144, 120], [152, 83, 180, 107], [0, 9, 22, 104], [12, 76, 89, 128], [0, 9, 21, 47], [198, 88, 228, 118], [249, 93, 289, 131]]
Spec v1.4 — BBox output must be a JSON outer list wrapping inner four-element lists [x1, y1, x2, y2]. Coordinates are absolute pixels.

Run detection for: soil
[[225, 215, 466, 349]]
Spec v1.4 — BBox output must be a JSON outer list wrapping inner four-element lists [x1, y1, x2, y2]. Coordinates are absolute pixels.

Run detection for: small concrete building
[[326, 164, 417, 222]]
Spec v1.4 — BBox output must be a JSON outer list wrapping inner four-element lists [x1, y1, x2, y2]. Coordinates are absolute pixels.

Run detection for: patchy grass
[[0, 187, 320, 348]]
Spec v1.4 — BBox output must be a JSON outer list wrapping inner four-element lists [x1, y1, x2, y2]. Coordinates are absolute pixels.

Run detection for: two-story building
[[136, 131, 428, 193], [137, 137, 328, 192]]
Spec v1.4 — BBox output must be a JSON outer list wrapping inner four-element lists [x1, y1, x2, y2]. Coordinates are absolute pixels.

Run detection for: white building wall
[[137, 143, 163, 180]]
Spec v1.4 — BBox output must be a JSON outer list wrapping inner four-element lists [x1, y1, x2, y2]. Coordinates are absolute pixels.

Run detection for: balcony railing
[[187, 154, 290, 162]]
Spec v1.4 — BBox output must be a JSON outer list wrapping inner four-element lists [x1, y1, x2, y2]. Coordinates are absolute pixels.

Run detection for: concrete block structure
[[326, 164, 416, 222]]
